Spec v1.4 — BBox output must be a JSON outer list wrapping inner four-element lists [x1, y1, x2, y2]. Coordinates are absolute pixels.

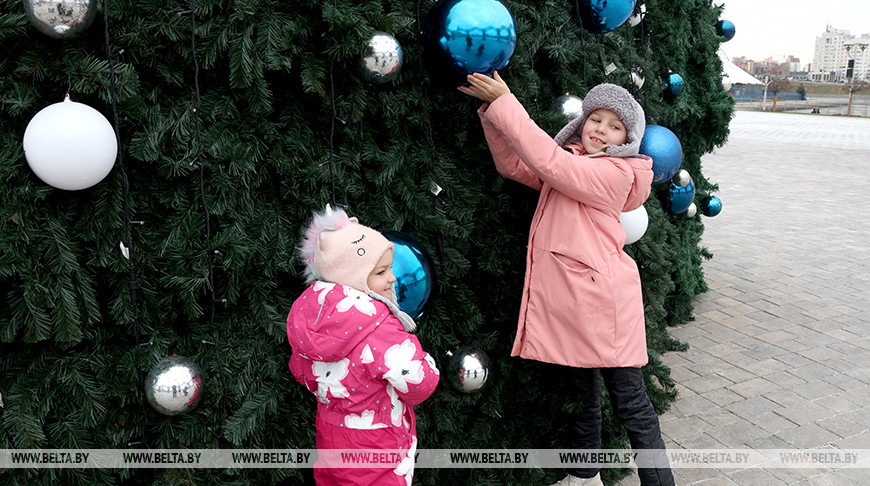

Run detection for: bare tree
[[847, 80, 870, 115], [766, 78, 792, 112]]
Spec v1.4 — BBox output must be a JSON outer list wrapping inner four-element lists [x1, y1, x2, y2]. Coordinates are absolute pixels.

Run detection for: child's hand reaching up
[[457, 71, 510, 103]]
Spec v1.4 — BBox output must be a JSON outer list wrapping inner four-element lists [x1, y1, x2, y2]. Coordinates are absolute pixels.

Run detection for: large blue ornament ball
[[716, 20, 736, 41], [701, 195, 723, 217], [668, 178, 696, 214], [666, 72, 685, 97], [577, 0, 637, 34], [639, 125, 683, 185], [382, 231, 436, 320], [422, 0, 517, 85]]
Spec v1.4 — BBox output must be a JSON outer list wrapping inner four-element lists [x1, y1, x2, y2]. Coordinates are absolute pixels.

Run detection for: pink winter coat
[[287, 281, 440, 485], [478, 94, 654, 368]]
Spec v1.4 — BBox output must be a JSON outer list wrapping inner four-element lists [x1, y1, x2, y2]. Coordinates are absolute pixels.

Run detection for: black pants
[[565, 367, 675, 486]]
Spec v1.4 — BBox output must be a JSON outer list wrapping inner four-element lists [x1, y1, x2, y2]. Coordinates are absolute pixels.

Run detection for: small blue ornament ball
[[716, 20, 736, 41], [382, 230, 436, 320], [701, 195, 723, 217], [639, 125, 683, 185], [668, 178, 696, 214], [422, 0, 517, 85], [577, 0, 637, 34], [665, 72, 685, 97]]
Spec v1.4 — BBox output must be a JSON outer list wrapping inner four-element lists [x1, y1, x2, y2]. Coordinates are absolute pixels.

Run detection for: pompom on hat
[[299, 205, 394, 295], [553, 83, 646, 158]]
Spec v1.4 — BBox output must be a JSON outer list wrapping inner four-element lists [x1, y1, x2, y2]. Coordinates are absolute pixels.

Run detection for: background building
[[811, 26, 870, 82]]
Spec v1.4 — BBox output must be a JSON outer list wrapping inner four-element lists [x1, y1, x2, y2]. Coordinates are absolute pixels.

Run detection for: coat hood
[[621, 154, 654, 212], [286, 282, 392, 362]]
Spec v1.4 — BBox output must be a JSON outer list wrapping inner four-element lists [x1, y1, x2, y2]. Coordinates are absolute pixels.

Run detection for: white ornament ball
[[721, 76, 732, 92], [23, 96, 117, 190], [551, 94, 584, 120], [620, 205, 649, 245]]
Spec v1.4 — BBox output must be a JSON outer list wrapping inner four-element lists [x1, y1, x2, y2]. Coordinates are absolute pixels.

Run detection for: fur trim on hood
[[553, 83, 646, 158]]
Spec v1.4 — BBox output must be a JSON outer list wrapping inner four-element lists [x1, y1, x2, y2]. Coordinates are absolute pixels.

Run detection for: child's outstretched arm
[[461, 72, 544, 190], [457, 71, 511, 103]]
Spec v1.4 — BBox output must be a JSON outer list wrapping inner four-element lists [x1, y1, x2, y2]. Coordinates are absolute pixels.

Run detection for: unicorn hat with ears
[[298, 205, 394, 295], [298, 205, 417, 332]]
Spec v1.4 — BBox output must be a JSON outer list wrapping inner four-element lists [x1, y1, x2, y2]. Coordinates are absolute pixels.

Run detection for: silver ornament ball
[[361, 31, 403, 83], [24, 0, 98, 39], [552, 94, 584, 121], [631, 70, 645, 89], [686, 202, 698, 218], [144, 356, 204, 416], [446, 347, 490, 393], [672, 169, 691, 187]]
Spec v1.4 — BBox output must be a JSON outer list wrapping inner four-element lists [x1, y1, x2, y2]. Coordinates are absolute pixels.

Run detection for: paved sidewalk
[[619, 111, 870, 485]]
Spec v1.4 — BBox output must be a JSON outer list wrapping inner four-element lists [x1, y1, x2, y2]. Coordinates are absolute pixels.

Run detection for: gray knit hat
[[553, 83, 646, 157]]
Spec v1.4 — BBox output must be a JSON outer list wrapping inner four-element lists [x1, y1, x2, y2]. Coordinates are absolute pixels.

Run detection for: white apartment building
[[811, 26, 870, 82]]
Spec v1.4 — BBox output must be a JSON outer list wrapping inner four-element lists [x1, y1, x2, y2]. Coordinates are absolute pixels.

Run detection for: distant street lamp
[[845, 43, 868, 116]]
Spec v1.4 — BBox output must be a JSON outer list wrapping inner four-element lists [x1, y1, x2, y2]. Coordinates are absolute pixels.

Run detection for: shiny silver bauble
[[361, 31, 403, 84], [446, 347, 490, 393], [144, 356, 204, 416], [672, 169, 692, 187], [24, 0, 98, 39]]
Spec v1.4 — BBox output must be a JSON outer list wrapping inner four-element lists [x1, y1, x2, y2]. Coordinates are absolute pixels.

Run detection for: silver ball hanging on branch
[[24, 0, 98, 39], [551, 93, 584, 121], [144, 356, 204, 416], [361, 31, 403, 84], [631, 69, 645, 89], [445, 347, 490, 393], [672, 169, 692, 187]]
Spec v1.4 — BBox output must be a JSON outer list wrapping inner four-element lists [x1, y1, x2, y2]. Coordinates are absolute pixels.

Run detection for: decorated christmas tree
[[0, 0, 732, 484]]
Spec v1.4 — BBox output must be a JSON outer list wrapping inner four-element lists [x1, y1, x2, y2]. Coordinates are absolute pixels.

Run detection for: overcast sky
[[717, 0, 870, 67]]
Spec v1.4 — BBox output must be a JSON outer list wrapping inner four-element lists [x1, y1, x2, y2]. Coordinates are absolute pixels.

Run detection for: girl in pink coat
[[460, 74, 674, 486], [287, 207, 440, 486]]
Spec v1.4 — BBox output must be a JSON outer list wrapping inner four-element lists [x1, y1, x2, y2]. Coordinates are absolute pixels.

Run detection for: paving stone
[[774, 402, 836, 426], [727, 377, 781, 398], [656, 111, 870, 484], [789, 381, 844, 401], [775, 423, 842, 449]]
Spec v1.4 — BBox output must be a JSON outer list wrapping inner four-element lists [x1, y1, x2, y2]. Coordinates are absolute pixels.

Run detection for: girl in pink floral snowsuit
[[287, 207, 440, 486]]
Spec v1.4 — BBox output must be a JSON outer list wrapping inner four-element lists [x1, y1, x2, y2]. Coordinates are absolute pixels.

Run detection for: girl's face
[[367, 249, 396, 301], [581, 108, 627, 154]]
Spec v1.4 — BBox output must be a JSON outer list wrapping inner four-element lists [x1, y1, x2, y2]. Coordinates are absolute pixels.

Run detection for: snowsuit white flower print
[[288, 283, 439, 486]]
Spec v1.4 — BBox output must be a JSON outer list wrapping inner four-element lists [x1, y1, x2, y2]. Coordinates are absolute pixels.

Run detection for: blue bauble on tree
[[577, 0, 637, 33], [716, 20, 736, 41], [422, 0, 517, 85], [701, 195, 723, 217], [668, 178, 696, 214], [665, 72, 685, 98], [639, 125, 683, 185], [382, 231, 436, 320]]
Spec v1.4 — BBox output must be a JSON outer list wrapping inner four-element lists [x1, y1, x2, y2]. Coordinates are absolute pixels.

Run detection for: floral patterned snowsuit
[[287, 282, 440, 485]]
